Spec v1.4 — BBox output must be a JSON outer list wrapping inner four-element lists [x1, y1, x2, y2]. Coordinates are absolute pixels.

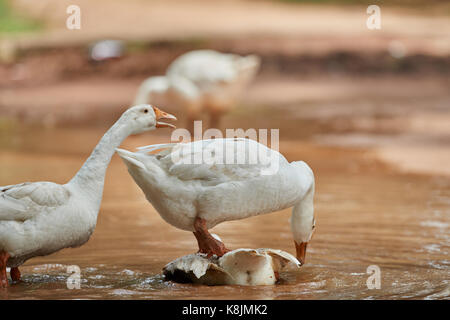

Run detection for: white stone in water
[[163, 248, 301, 286]]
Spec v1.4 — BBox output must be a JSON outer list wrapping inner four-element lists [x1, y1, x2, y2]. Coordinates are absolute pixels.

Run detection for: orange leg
[[193, 217, 230, 257], [0, 251, 10, 288], [10, 267, 21, 282]]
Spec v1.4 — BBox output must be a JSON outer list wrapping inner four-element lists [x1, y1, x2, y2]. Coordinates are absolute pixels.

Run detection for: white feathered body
[[167, 50, 261, 114], [0, 182, 99, 267], [117, 139, 314, 234]]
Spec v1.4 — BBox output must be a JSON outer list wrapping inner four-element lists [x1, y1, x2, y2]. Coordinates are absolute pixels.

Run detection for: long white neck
[[134, 86, 151, 105], [290, 180, 315, 243], [69, 118, 131, 204], [134, 77, 159, 105]]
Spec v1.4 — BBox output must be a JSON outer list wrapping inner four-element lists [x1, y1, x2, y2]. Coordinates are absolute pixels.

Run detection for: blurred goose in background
[[134, 75, 202, 129], [116, 138, 315, 264], [0, 104, 176, 287], [134, 50, 261, 133]]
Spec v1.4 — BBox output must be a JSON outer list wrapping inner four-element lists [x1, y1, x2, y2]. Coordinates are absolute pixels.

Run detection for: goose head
[[290, 161, 315, 265], [121, 104, 177, 135]]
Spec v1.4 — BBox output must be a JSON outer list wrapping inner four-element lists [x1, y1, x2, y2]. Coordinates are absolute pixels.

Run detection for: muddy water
[[0, 123, 448, 300]]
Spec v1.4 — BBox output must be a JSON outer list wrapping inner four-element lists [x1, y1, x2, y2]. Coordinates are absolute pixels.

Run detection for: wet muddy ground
[[0, 68, 449, 298]]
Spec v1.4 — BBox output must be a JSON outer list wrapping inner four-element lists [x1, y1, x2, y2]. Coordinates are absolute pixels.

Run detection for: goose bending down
[[134, 50, 261, 133], [0, 104, 176, 287], [116, 138, 315, 264]]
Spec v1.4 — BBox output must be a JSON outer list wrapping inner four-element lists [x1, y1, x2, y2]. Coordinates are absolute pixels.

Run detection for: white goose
[[116, 138, 315, 264], [134, 50, 261, 132], [0, 104, 176, 287]]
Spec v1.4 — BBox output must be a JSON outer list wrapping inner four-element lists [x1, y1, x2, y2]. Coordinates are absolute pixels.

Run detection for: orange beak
[[152, 106, 177, 128], [295, 241, 308, 266]]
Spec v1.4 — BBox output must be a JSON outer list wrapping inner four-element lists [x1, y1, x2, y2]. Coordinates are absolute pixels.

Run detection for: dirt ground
[[5, 0, 450, 54]]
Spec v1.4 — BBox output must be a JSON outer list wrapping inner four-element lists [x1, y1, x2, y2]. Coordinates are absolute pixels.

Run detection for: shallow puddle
[[0, 124, 448, 300]]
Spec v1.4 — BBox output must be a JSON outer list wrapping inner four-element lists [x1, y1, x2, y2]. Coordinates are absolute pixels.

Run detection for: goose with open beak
[[154, 106, 177, 128], [0, 104, 176, 287]]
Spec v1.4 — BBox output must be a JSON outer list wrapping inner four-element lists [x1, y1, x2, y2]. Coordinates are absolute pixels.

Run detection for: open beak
[[153, 106, 177, 128], [294, 241, 308, 266]]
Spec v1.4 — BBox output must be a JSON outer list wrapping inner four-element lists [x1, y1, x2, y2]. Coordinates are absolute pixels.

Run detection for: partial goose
[[134, 50, 260, 132], [116, 138, 315, 264], [0, 104, 176, 287]]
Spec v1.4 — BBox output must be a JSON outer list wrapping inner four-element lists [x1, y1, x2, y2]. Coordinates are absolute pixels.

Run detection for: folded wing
[[0, 182, 71, 222], [138, 138, 287, 186]]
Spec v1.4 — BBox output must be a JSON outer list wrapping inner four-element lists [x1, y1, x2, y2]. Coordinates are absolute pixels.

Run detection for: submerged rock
[[163, 248, 300, 286]]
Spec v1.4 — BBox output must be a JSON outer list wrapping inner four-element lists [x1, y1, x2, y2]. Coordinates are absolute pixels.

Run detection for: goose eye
[[143, 109, 149, 113]]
